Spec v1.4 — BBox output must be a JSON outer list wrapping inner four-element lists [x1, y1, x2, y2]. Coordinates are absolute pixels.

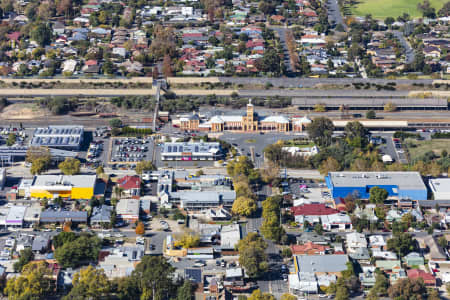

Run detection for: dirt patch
[[0, 103, 45, 119]]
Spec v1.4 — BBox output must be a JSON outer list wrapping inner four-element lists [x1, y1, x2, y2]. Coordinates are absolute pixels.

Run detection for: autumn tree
[[135, 160, 156, 175], [319, 157, 341, 175], [162, 55, 173, 78], [63, 266, 111, 299], [135, 221, 145, 235], [96, 166, 104, 175], [260, 196, 284, 242], [150, 25, 177, 59], [174, 233, 200, 248], [57, 0, 73, 17], [63, 221, 72, 232], [248, 290, 275, 300], [58, 157, 81, 175], [232, 196, 257, 216], [5, 261, 54, 299], [388, 278, 426, 300], [26, 146, 52, 175]]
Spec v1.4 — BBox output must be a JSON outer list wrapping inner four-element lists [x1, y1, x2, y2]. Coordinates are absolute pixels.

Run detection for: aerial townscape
[[0, 0, 449, 299]]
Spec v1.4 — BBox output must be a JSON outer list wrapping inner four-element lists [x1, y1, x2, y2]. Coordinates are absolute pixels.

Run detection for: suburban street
[[327, 0, 347, 30], [393, 30, 416, 64], [271, 27, 294, 74]]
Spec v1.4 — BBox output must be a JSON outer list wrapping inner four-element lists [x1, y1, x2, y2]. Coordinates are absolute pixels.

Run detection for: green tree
[[260, 196, 285, 242], [135, 160, 156, 175], [63, 266, 111, 300], [227, 156, 254, 178], [5, 261, 54, 299], [314, 223, 323, 235], [256, 48, 281, 75], [369, 186, 388, 204], [6, 133, 16, 146], [102, 59, 115, 75], [366, 110, 376, 119], [306, 117, 335, 147], [13, 248, 34, 273], [58, 157, 81, 175], [53, 231, 78, 248], [109, 118, 123, 128], [31, 23, 53, 46], [237, 233, 268, 278], [55, 235, 102, 268], [177, 280, 193, 300], [232, 196, 257, 216], [132, 256, 176, 300], [368, 272, 389, 298], [344, 121, 369, 148], [384, 17, 395, 26], [387, 232, 416, 257]]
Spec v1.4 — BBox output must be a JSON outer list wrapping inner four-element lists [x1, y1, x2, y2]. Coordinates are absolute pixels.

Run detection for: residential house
[[404, 252, 424, 267], [346, 232, 367, 253], [90, 205, 113, 227], [296, 232, 331, 245], [290, 242, 329, 255], [117, 175, 141, 198], [407, 269, 436, 286], [369, 235, 386, 250], [294, 254, 349, 276]]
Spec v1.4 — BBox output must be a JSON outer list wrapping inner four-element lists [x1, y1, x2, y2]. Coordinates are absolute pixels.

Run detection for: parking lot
[[109, 137, 152, 165]]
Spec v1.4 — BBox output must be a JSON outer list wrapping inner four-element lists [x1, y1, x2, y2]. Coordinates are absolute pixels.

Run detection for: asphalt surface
[[392, 30, 415, 64], [327, 0, 347, 31], [271, 27, 294, 73]]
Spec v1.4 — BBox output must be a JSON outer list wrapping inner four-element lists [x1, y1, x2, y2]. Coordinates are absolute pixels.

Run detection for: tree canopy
[[387, 232, 416, 257], [5, 261, 54, 299], [237, 233, 268, 278], [174, 233, 200, 248], [55, 234, 102, 268], [306, 117, 334, 147], [58, 157, 81, 175], [135, 160, 156, 175], [132, 256, 176, 300], [369, 186, 389, 204], [388, 278, 426, 300], [260, 196, 285, 242], [232, 196, 257, 216], [63, 266, 111, 300]]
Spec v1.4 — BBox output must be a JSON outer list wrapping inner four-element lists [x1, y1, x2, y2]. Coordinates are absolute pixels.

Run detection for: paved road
[[327, 0, 347, 30], [393, 30, 415, 64], [271, 27, 294, 73]]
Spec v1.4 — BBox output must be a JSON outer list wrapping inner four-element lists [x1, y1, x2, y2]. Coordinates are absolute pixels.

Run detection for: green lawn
[[405, 138, 450, 161], [350, 0, 446, 19]]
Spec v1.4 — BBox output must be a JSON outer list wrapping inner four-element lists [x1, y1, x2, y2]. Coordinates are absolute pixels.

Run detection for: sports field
[[350, 0, 446, 19]]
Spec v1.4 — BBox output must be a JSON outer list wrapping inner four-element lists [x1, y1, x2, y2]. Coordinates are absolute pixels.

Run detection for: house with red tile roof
[[407, 269, 436, 286], [291, 204, 339, 216], [117, 175, 141, 198], [291, 242, 329, 255]]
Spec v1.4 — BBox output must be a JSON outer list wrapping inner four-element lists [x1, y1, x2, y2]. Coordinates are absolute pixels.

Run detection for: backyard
[[350, 0, 446, 19]]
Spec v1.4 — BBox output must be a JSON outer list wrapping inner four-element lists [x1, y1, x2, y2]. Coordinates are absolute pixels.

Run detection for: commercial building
[[170, 190, 236, 211], [294, 254, 349, 275], [116, 199, 140, 222], [39, 211, 88, 224], [5, 206, 26, 227], [175, 100, 311, 133], [30, 126, 84, 150], [326, 172, 427, 200], [0, 147, 77, 165], [29, 175, 97, 200], [160, 142, 222, 161], [429, 179, 450, 200]]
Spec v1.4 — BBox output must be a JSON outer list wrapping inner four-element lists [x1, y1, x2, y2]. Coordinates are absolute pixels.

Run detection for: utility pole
[[152, 80, 161, 132]]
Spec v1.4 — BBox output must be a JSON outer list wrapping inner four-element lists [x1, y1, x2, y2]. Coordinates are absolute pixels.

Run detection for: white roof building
[[429, 178, 450, 200], [116, 199, 140, 221], [346, 232, 367, 253], [6, 206, 26, 227], [369, 235, 387, 249]]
